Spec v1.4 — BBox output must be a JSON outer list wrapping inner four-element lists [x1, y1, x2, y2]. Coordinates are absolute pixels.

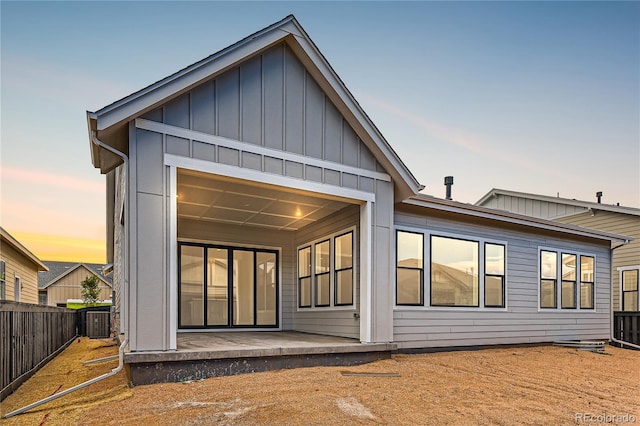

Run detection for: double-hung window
[[540, 251, 558, 309], [580, 256, 594, 309], [396, 231, 423, 305], [298, 228, 355, 309], [298, 247, 311, 308], [485, 243, 506, 308], [621, 269, 638, 311], [314, 240, 330, 307], [539, 248, 595, 310], [561, 254, 577, 309], [334, 232, 354, 306]]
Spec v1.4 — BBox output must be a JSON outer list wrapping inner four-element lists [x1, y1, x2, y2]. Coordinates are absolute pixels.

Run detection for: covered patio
[[124, 332, 396, 385]]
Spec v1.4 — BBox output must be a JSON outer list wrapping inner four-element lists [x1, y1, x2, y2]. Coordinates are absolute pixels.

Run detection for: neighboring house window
[[540, 248, 595, 310], [39, 291, 47, 305], [314, 240, 330, 307], [0, 260, 5, 300], [485, 243, 506, 308], [298, 247, 311, 308], [622, 269, 638, 311], [540, 251, 557, 309], [561, 254, 577, 309], [431, 236, 479, 307], [297, 227, 355, 309], [396, 231, 423, 306], [395, 229, 507, 309], [14, 276, 21, 302], [580, 256, 594, 309], [334, 232, 354, 306]]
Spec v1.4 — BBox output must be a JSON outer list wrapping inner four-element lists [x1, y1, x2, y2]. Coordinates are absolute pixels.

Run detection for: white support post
[[168, 166, 178, 350], [359, 201, 373, 343]]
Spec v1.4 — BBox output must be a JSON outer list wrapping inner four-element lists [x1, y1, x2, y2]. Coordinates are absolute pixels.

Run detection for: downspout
[[4, 338, 128, 418], [609, 240, 640, 350], [91, 132, 130, 341]]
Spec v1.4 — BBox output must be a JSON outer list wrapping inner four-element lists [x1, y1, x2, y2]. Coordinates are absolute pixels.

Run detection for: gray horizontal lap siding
[[141, 42, 381, 191], [293, 205, 361, 339], [393, 211, 612, 349]]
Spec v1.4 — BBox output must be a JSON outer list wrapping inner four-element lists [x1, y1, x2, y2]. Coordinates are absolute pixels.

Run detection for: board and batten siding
[[292, 205, 361, 339], [44, 266, 112, 306], [137, 42, 383, 192], [555, 210, 639, 311], [480, 195, 586, 219], [178, 218, 295, 330], [0, 243, 39, 304], [392, 209, 612, 349]]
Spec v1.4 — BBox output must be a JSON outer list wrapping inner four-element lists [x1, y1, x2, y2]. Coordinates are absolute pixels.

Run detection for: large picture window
[[297, 228, 355, 309], [431, 236, 479, 307], [396, 231, 423, 305], [539, 248, 595, 311]]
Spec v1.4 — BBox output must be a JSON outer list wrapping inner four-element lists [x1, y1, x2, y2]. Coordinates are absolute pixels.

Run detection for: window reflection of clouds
[[397, 232, 423, 268], [541, 251, 556, 279], [431, 236, 478, 276]]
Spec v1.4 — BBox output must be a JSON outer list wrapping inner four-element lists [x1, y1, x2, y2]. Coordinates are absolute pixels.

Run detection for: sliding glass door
[[179, 243, 278, 329]]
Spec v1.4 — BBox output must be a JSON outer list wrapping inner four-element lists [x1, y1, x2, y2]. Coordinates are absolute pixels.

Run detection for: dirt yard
[[1, 338, 638, 425]]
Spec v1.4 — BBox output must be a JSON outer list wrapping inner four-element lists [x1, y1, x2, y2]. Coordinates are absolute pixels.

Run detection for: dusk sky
[[1, 1, 638, 263]]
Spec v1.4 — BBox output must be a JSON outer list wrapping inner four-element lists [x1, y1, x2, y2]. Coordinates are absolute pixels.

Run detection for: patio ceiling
[[177, 169, 353, 231]]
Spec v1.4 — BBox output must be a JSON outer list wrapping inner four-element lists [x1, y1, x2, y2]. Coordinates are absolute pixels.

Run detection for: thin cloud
[[358, 93, 568, 178], [1, 52, 133, 110], [1, 166, 103, 193]]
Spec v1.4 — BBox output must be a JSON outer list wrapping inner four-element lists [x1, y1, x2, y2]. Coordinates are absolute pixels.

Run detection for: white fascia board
[[137, 118, 391, 182], [402, 198, 632, 243], [287, 20, 422, 196], [95, 29, 291, 132], [165, 154, 375, 203]]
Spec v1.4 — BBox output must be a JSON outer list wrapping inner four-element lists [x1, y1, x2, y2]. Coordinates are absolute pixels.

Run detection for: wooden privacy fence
[[0, 302, 77, 401], [613, 311, 640, 347]]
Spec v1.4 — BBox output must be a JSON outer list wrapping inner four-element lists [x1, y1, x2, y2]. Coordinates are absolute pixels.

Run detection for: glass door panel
[[207, 248, 228, 326], [180, 245, 204, 326], [233, 250, 255, 326], [257, 252, 277, 326]]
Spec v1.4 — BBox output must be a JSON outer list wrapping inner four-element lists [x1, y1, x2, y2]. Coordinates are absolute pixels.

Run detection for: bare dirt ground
[[1, 338, 638, 425]]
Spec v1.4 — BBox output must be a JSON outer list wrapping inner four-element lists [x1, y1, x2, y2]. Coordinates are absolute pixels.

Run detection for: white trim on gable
[[164, 154, 376, 203], [136, 118, 391, 182]]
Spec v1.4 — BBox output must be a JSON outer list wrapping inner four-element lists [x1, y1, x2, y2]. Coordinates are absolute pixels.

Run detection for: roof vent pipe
[[596, 191, 603, 204], [444, 176, 454, 200]]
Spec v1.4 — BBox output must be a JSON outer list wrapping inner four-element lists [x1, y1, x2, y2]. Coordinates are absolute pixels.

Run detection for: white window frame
[[296, 226, 357, 312], [618, 265, 640, 311], [14, 275, 21, 303], [394, 226, 508, 312], [537, 246, 597, 312]]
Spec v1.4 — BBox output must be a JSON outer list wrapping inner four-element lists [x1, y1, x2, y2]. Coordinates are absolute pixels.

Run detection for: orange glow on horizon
[[12, 232, 106, 264]]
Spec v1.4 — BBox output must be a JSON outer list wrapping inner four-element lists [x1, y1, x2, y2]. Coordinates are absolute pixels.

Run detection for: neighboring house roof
[[86, 14, 422, 200], [0, 226, 48, 271], [403, 194, 634, 244], [38, 261, 113, 290], [476, 188, 640, 218]]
